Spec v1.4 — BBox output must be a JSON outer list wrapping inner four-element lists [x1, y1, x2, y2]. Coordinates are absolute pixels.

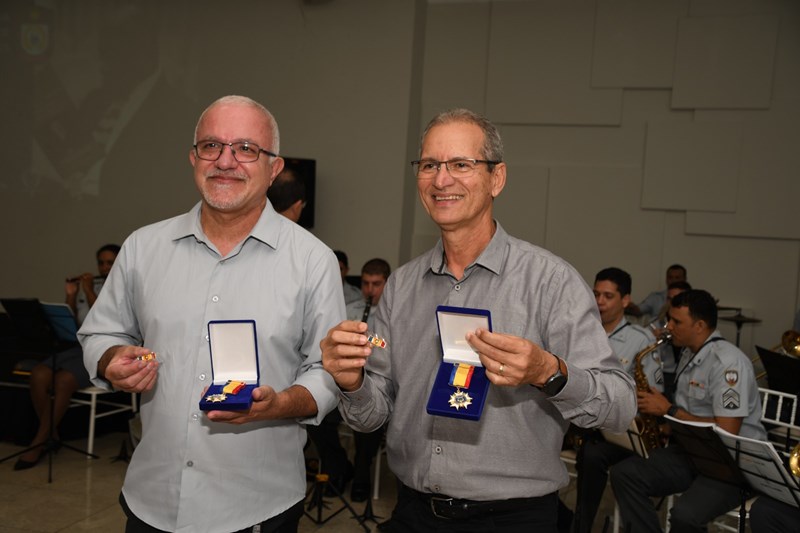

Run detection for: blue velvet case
[[198, 320, 260, 412], [425, 306, 492, 421]]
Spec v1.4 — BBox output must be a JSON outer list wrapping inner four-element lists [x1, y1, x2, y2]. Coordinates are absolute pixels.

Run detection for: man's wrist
[[666, 404, 679, 417]]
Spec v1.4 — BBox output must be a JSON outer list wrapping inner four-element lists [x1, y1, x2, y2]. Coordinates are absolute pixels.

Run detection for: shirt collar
[[169, 201, 281, 251], [428, 221, 507, 277]]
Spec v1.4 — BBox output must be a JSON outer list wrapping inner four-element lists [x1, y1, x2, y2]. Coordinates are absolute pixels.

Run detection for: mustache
[[204, 169, 248, 180]]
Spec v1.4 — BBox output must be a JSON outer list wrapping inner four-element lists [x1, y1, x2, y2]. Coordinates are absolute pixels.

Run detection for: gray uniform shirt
[[79, 202, 344, 533], [608, 318, 663, 392], [340, 223, 636, 500], [674, 330, 766, 441]]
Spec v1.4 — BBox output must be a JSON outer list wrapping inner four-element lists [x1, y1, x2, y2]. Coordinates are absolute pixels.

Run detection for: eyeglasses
[[193, 140, 277, 163], [411, 158, 500, 178]]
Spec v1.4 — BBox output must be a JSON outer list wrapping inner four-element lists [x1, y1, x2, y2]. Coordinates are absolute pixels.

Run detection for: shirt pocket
[[688, 383, 707, 400]]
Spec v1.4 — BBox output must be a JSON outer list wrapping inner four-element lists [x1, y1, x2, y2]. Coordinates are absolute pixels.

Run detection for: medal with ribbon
[[448, 363, 474, 410]]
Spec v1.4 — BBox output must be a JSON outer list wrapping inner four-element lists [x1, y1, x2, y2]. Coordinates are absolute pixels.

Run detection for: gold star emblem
[[204, 393, 227, 403], [448, 390, 472, 410]]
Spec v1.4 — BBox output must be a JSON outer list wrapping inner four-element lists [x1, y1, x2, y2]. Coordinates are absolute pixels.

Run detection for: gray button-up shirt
[[79, 201, 344, 532], [340, 223, 636, 500]]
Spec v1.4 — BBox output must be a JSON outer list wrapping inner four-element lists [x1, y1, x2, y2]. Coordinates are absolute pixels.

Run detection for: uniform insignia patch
[[725, 370, 738, 386], [722, 388, 740, 409]]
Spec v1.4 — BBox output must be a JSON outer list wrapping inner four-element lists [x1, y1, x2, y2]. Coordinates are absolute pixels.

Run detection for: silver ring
[[498, 363, 505, 375]]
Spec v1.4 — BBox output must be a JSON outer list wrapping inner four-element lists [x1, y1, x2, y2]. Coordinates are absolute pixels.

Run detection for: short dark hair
[[594, 267, 632, 297], [267, 169, 306, 213], [333, 250, 348, 268], [361, 258, 391, 280], [96, 244, 120, 258], [667, 264, 687, 277], [668, 281, 692, 292], [671, 289, 717, 329]]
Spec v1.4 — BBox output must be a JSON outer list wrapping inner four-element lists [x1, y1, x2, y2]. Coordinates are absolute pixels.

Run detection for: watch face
[[543, 374, 567, 396]]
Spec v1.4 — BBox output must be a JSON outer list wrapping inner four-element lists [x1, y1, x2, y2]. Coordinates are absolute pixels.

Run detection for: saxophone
[[633, 333, 671, 452]]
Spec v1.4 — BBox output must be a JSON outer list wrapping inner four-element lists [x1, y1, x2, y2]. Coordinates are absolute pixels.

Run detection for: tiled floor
[[0, 430, 682, 533]]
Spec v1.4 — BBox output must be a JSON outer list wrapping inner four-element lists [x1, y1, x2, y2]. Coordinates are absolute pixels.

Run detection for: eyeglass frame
[[410, 158, 502, 178], [193, 140, 278, 163]]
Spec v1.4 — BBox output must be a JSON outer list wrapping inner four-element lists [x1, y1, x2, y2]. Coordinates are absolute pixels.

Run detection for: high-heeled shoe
[[13, 451, 43, 471]]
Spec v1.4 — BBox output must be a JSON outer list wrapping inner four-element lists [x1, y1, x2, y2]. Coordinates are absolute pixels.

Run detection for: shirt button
[[186, 461, 194, 467], [191, 413, 199, 421], [434, 445, 442, 454], [433, 484, 441, 493], [199, 374, 206, 381], [205, 334, 210, 341], [454, 284, 461, 291], [212, 295, 219, 302]]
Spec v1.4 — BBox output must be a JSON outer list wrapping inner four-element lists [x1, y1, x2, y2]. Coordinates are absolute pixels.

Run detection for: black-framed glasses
[[411, 158, 500, 178], [193, 140, 277, 163]]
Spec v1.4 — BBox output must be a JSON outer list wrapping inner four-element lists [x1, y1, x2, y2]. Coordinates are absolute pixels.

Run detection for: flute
[[361, 296, 372, 323], [66, 275, 106, 283]]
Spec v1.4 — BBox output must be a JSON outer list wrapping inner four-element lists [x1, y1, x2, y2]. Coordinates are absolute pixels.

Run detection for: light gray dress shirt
[[608, 318, 663, 392], [673, 330, 766, 441], [340, 223, 636, 501], [79, 201, 344, 533]]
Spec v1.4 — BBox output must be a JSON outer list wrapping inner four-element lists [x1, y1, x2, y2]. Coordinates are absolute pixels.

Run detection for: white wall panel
[[684, 121, 800, 239], [592, 0, 688, 88], [486, 0, 623, 125], [642, 121, 742, 212], [544, 166, 665, 287], [493, 165, 549, 246], [672, 15, 779, 109]]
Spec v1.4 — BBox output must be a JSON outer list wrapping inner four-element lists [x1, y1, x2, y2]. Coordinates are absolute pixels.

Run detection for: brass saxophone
[[633, 333, 671, 451]]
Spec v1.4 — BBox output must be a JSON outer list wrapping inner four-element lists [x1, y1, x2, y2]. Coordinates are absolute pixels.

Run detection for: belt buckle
[[430, 496, 455, 520]]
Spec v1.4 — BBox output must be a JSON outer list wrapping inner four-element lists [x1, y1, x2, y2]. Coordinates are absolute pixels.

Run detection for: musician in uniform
[[627, 264, 687, 322], [571, 267, 661, 532], [611, 289, 767, 532], [345, 258, 391, 501]]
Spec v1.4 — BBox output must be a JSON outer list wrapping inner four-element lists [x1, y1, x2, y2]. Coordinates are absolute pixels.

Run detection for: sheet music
[[666, 415, 800, 508], [601, 419, 648, 458]]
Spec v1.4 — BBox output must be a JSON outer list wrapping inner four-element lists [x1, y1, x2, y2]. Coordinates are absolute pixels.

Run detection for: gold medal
[[204, 393, 227, 403], [448, 388, 472, 410]]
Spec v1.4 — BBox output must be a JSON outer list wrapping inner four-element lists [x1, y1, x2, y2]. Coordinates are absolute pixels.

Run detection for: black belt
[[403, 484, 553, 520]]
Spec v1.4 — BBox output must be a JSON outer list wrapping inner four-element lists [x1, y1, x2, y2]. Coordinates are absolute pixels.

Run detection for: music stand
[[756, 346, 800, 395], [719, 312, 761, 347], [666, 416, 800, 532], [0, 298, 97, 482], [304, 472, 369, 532]]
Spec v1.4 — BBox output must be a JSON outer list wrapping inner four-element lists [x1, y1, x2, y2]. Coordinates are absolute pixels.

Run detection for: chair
[[70, 387, 138, 456], [372, 440, 387, 500]]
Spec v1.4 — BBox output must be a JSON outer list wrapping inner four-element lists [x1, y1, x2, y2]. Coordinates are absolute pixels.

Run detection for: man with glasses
[[79, 95, 343, 533], [321, 108, 636, 532]]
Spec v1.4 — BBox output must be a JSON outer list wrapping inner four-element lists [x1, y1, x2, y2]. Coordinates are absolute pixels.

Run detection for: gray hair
[[193, 95, 280, 155], [420, 108, 503, 165]]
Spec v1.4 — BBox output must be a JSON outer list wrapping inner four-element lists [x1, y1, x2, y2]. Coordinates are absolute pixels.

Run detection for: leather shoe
[[350, 482, 370, 502]]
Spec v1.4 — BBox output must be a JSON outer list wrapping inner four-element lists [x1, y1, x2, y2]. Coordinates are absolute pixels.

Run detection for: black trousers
[[382, 484, 559, 533], [120, 493, 303, 533]]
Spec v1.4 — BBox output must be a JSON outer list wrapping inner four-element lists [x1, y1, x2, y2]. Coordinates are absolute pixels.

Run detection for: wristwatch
[[540, 355, 567, 397], [667, 404, 679, 417]]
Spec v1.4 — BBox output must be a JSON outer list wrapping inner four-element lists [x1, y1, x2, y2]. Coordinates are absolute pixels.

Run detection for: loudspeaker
[[282, 157, 316, 229]]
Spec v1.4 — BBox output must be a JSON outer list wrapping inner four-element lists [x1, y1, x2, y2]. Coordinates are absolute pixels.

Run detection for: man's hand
[[637, 386, 670, 416], [206, 385, 278, 424], [206, 384, 319, 424], [467, 328, 561, 387], [321, 320, 372, 392], [99, 345, 159, 393]]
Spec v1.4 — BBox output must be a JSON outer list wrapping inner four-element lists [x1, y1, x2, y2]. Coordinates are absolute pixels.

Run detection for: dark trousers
[[610, 446, 741, 532], [382, 484, 559, 533], [572, 439, 634, 532], [749, 496, 800, 533], [306, 410, 351, 481], [120, 493, 303, 533], [353, 426, 384, 487]]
